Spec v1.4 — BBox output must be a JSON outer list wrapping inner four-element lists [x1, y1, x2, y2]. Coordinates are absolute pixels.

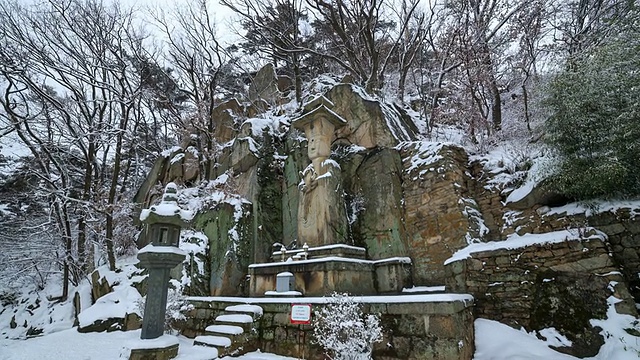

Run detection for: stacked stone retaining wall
[[400, 144, 472, 285], [181, 296, 474, 360], [445, 235, 637, 357], [496, 205, 640, 302]]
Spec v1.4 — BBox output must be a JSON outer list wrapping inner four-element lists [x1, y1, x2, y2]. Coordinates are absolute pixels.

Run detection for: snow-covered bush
[[164, 284, 191, 332], [313, 292, 382, 360]]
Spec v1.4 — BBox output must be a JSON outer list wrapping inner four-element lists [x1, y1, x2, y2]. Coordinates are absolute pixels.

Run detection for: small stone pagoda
[[248, 97, 412, 297]]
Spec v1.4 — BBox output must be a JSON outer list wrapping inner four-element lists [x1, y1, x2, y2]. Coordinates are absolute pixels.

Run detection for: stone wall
[[498, 204, 640, 302], [588, 209, 640, 301], [445, 234, 637, 357], [181, 297, 474, 360], [400, 143, 472, 285], [465, 160, 507, 239]]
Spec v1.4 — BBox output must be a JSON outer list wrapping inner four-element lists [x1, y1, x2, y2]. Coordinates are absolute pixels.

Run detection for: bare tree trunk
[[490, 78, 502, 131], [293, 53, 302, 105], [521, 73, 532, 134]]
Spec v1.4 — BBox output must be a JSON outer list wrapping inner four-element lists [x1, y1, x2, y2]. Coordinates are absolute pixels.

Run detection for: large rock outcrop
[[326, 84, 418, 148], [193, 200, 253, 296], [134, 76, 640, 358], [347, 147, 408, 259]]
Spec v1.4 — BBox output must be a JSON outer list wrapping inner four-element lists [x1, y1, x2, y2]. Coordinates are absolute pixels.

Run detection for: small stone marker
[[276, 271, 295, 292]]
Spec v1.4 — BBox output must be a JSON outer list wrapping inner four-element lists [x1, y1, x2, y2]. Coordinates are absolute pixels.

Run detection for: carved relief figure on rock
[[293, 100, 349, 247]]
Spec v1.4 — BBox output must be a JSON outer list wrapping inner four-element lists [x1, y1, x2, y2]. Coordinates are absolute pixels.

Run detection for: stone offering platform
[[181, 293, 475, 360], [249, 244, 412, 296]]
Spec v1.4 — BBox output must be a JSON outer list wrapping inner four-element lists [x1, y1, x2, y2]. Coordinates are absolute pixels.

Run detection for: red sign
[[290, 304, 312, 325]]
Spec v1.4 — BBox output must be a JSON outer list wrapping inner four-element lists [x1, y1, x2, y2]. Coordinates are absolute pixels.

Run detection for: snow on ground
[[474, 319, 579, 360], [0, 328, 298, 360], [589, 296, 640, 360], [3, 310, 637, 360], [475, 294, 640, 360], [77, 285, 142, 328], [0, 275, 87, 340]]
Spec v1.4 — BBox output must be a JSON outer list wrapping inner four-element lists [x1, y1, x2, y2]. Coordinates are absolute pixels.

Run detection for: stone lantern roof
[[139, 182, 193, 226]]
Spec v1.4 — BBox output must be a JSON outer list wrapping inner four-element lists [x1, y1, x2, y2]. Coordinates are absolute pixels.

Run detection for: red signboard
[[290, 304, 312, 325]]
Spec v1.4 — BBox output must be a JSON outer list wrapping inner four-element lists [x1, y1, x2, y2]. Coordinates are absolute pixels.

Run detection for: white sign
[[290, 304, 312, 324]]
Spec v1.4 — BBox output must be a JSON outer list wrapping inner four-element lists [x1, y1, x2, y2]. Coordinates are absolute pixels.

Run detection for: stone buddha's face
[[306, 117, 334, 161]]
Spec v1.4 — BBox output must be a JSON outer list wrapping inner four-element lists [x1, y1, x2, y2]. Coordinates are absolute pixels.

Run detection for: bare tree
[[394, 2, 429, 102], [307, 0, 422, 93], [221, 0, 307, 104], [445, 0, 527, 133], [151, 0, 231, 179], [550, 0, 633, 60], [506, 0, 549, 134], [0, 0, 152, 298]]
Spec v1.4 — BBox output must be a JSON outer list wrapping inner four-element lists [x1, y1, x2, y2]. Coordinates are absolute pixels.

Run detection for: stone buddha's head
[[306, 116, 334, 161]]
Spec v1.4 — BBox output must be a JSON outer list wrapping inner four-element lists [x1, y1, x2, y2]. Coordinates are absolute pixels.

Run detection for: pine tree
[[545, 31, 640, 199]]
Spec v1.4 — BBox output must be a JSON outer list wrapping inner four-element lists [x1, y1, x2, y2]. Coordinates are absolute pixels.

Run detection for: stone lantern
[[130, 183, 192, 360]]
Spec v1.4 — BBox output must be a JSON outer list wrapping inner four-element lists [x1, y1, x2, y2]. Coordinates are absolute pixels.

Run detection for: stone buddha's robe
[[297, 159, 348, 247]]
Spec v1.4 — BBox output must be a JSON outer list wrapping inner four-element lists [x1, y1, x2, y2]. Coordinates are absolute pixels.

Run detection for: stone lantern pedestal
[[129, 183, 192, 360], [137, 248, 185, 340]]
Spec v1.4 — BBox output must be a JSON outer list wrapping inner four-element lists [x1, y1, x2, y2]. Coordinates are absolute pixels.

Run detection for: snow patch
[[402, 286, 445, 293], [161, 146, 182, 157], [474, 319, 578, 360], [543, 200, 640, 218], [127, 334, 179, 350], [138, 244, 187, 257], [77, 285, 142, 328], [589, 294, 640, 359], [445, 229, 605, 265], [396, 141, 449, 180], [188, 293, 474, 304]]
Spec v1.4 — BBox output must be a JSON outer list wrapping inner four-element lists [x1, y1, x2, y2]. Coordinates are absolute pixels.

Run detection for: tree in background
[[0, 0, 156, 299], [545, 30, 640, 199], [221, 0, 308, 104], [308, 0, 421, 94], [151, 0, 232, 179]]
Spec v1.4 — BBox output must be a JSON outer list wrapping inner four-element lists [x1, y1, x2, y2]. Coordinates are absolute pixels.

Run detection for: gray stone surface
[[129, 343, 178, 360], [248, 63, 280, 105]]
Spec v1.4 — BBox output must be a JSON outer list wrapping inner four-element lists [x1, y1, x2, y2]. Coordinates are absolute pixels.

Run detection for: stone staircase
[[193, 304, 263, 357]]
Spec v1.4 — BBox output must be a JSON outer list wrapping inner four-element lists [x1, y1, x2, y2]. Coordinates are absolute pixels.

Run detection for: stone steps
[[215, 313, 255, 332], [205, 324, 245, 342], [187, 344, 219, 360], [224, 304, 264, 318], [194, 334, 233, 347], [192, 305, 262, 357]]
